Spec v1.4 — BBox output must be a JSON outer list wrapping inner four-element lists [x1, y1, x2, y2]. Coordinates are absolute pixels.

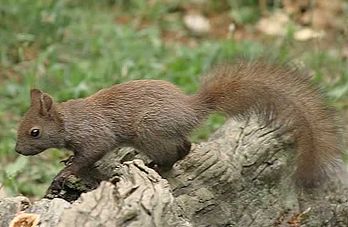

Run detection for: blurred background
[[0, 0, 347, 198]]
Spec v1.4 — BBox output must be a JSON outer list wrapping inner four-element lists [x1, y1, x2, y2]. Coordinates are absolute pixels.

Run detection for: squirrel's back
[[195, 60, 343, 186], [85, 80, 202, 140]]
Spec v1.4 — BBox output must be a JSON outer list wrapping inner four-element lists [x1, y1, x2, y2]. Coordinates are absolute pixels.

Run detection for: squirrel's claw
[[60, 155, 74, 166]]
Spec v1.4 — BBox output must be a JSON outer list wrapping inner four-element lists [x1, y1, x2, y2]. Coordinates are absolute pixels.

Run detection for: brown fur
[[197, 60, 343, 186], [16, 60, 343, 188]]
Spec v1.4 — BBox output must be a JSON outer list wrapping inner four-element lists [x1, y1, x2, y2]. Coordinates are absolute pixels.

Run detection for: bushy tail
[[195, 60, 343, 186]]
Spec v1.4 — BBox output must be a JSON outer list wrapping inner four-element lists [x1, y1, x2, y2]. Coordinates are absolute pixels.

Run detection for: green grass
[[0, 0, 347, 197]]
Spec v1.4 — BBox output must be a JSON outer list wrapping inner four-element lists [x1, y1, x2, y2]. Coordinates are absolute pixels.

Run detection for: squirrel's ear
[[30, 89, 54, 116], [30, 89, 43, 107]]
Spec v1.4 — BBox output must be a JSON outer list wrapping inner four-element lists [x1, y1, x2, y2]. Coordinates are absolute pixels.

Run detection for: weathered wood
[[1, 118, 347, 227]]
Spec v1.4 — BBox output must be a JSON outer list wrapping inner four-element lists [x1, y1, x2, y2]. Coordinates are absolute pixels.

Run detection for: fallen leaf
[[256, 11, 289, 36], [183, 13, 211, 35], [294, 28, 325, 41]]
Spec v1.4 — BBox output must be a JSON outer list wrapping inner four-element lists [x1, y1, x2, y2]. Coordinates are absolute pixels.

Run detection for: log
[[1, 117, 348, 227]]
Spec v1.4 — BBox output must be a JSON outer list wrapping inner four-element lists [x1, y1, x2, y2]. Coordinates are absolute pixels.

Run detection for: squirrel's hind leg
[[176, 139, 191, 160], [140, 138, 192, 171]]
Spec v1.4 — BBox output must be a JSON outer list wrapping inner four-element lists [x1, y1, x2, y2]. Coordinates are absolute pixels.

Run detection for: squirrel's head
[[15, 89, 65, 156]]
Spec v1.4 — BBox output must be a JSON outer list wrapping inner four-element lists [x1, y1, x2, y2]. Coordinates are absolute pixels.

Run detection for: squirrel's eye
[[30, 128, 41, 138]]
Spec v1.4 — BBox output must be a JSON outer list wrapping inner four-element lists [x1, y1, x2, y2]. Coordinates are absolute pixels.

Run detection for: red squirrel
[[15, 60, 343, 190]]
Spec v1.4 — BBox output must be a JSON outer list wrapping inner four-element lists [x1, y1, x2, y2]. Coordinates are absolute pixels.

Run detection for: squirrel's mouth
[[15, 145, 42, 156]]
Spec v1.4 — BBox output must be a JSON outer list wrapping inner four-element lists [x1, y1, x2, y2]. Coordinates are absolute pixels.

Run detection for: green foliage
[[228, 0, 261, 25], [0, 0, 70, 65], [0, 0, 347, 197]]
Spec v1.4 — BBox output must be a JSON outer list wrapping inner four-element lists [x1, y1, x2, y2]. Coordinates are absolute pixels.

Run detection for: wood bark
[[1, 118, 348, 227]]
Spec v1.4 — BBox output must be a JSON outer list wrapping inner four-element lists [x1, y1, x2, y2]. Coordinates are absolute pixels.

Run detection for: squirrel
[[15, 59, 343, 190]]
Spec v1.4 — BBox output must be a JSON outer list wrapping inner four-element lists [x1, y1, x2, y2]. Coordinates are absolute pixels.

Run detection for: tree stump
[[1, 117, 347, 227]]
